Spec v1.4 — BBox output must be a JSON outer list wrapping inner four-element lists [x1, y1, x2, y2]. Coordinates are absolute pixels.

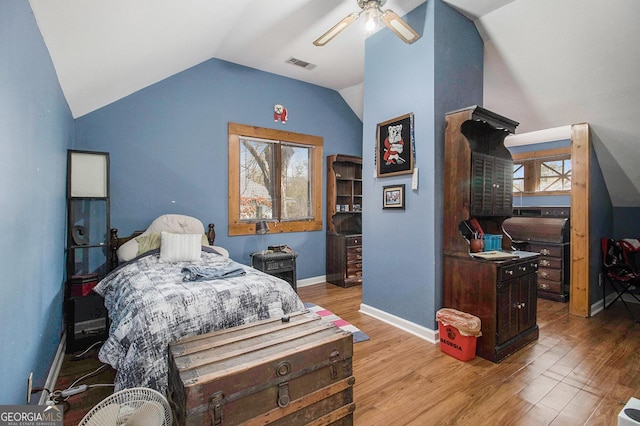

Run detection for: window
[[512, 147, 571, 195], [228, 123, 323, 236]]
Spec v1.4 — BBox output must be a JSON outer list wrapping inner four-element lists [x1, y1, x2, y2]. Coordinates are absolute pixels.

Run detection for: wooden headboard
[[109, 223, 217, 270]]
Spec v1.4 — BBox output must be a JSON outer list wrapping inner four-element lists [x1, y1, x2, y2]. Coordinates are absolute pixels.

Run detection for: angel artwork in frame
[[376, 113, 414, 177]]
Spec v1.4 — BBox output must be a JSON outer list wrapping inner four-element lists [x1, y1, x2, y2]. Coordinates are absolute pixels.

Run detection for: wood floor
[[56, 282, 640, 425], [300, 283, 640, 426]]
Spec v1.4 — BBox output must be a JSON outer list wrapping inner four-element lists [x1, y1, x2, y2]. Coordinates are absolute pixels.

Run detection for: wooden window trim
[[228, 122, 323, 236]]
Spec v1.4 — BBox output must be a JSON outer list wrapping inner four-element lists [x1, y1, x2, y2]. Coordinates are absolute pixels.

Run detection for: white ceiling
[[29, 0, 640, 207]]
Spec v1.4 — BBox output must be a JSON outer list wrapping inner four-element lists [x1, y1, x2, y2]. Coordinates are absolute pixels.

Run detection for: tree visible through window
[[228, 123, 323, 236], [239, 138, 312, 221]]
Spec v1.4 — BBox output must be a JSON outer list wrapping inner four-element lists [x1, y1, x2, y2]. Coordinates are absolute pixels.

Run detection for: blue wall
[[75, 58, 363, 279], [0, 1, 73, 403], [612, 208, 640, 238], [589, 140, 613, 304], [362, 0, 483, 330]]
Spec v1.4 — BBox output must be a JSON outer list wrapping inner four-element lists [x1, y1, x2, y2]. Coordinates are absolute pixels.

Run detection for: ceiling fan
[[313, 0, 421, 46]]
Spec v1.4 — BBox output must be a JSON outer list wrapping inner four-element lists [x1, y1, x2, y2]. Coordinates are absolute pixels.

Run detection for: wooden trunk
[[168, 311, 355, 425]]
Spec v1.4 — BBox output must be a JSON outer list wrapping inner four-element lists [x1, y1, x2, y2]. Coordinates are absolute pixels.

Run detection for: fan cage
[[78, 387, 172, 426]]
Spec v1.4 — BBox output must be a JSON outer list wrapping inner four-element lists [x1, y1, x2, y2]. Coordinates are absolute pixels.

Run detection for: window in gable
[[512, 147, 571, 195]]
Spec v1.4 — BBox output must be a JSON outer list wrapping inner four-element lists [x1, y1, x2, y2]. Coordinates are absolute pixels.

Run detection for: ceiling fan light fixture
[[314, 0, 421, 46], [363, 3, 381, 33]]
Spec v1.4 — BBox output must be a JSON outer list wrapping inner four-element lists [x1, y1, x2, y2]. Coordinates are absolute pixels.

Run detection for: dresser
[[326, 234, 363, 288], [503, 216, 570, 302], [326, 154, 363, 288]]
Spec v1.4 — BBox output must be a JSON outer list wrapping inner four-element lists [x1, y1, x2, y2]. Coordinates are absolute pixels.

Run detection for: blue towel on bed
[[182, 263, 246, 282]]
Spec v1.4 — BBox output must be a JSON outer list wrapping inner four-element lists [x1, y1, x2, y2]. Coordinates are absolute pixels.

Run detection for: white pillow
[[159, 232, 202, 262]]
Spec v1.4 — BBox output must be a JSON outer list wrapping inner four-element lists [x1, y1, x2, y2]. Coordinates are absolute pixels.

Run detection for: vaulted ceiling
[[29, 0, 640, 207]]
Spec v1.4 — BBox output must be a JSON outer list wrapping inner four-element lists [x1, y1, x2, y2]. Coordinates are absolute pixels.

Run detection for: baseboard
[[592, 291, 640, 317], [359, 303, 438, 344], [39, 333, 66, 405], [297, 275, 326, 288]]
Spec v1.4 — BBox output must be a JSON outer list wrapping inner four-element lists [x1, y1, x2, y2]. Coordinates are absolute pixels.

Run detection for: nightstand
[[251, 250, 297, 292]]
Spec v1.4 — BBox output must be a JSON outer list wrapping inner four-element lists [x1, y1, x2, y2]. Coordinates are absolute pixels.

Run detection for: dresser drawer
[[499, 260, 538, 281], [528, 243, 563, 258], [264, 258, 295, 271], [538, 257, 562, 269], [344, 276, 363, 286], [538, 279, 562, 294], [347, 246, 363, 262], [346, 264, 362, 278], [538, 268, 562, 282], [346, 236, 362, 247]]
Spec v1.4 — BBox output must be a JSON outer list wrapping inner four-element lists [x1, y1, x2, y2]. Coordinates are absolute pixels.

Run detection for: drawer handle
[[540, 249, 551, 256], [519, 266, 527, 272], [540, 283, 550, 290], [505, 270, 514, 276], [540, 271, 548, 278], [541, 260, 550, 267]]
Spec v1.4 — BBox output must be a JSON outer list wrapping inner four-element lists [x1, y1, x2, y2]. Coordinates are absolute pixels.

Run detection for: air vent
[[285, 57, 316, 70]]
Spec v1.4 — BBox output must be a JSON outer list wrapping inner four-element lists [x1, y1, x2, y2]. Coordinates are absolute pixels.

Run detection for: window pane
[[281, 144, 312, 220], [513, 179, 524, 192], [239, 138, 275, 220], [513, 163, 524, 192], [540, 160, 562, 176], [513, 163, 524, 179], [539, 158, 571, 192]]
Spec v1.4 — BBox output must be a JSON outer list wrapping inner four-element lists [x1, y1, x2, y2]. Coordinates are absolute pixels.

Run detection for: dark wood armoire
[[442, 106, 540, 363]]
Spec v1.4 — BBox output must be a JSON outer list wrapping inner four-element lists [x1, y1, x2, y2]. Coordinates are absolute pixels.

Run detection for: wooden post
[[570, 123, 590, 317]]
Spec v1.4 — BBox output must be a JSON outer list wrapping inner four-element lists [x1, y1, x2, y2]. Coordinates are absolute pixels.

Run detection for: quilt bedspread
[[93, 249, 304, 392]]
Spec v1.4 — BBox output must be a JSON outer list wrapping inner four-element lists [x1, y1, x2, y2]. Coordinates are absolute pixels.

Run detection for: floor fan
[[78, 387, 172, 426]]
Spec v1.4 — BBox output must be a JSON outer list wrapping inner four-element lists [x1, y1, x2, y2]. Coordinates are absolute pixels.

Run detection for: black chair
[[601, 237, 640, 322]]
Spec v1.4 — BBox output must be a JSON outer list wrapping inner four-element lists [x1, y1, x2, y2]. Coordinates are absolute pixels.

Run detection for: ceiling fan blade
[[313, 12, 361, 46], [380, 10, 421, 44]]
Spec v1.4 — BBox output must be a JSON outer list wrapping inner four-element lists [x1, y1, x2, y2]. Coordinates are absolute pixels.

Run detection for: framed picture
[[376, 113, 414, 177], [383, 184, 405, 209]]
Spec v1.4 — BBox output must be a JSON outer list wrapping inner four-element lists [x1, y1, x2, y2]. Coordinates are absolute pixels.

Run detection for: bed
[[94, 214, 305, 393]]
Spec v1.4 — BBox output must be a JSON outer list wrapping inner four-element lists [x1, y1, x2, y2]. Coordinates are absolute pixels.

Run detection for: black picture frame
[[376, 113, 414, 177], [383, 184, 405, 209]]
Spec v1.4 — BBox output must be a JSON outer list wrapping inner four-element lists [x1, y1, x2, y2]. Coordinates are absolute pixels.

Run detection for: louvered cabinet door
[[470, 152, 494, 216], [470, 153, 513, 217], [492, 157, 513, 216]]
